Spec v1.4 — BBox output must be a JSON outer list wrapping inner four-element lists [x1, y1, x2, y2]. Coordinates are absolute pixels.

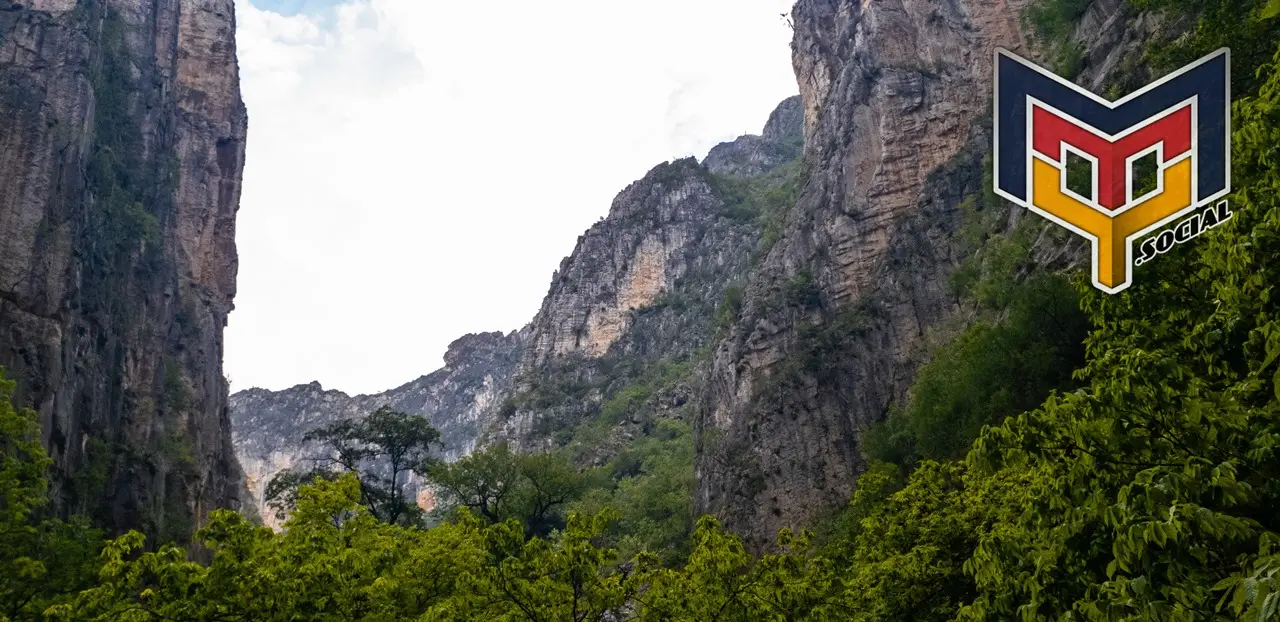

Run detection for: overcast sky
[[225, 0, 800, 395]]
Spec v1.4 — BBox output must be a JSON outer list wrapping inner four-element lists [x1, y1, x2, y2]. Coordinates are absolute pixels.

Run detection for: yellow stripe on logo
[[1031, 158, 1193, 290]]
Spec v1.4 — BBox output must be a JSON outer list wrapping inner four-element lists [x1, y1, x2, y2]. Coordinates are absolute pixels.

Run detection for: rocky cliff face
[[703, 96, 804, 177], [230, 330, 524, 525], [696, 0, 1158, 549], [0, 0, 246, 540], [229, 98, 805, 514], [493, 98, 803, 453]]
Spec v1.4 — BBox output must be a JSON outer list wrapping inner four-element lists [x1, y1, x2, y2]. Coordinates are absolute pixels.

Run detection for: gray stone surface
[[0, 0, 246, 539], [704, 96, 803, 177], [230, 330, 524, 527], [693, 0, 1152, 550]]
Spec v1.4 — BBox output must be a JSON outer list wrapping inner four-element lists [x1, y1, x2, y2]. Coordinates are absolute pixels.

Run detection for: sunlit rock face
[[0, 0, 246, 539], [229, 95, 807, 520]]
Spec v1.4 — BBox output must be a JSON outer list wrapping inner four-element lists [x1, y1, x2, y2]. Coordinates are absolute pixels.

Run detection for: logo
[[992, 48, 1231, 293]]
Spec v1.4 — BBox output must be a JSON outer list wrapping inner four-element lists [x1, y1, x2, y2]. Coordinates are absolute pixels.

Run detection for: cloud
[[226, 0, 799, 394]]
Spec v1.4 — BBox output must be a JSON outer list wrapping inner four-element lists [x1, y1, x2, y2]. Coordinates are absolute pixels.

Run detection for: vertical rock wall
[[697, 0, 1158, 550], [0, 0, 246, 540], [698, 0, 1037, 549]]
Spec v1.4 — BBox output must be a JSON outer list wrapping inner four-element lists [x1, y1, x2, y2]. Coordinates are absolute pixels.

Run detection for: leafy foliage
[[1133, 0, 1280, 95], [569, 418, 695, 566], [867, 273, 1088, 463], [0, 370, 103, 620], [429, 443, 586, 538], [266, 406, 441, 525]]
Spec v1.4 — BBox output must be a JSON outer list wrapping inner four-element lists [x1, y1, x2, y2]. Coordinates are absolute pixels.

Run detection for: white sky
[[225, 0, 800, 395]]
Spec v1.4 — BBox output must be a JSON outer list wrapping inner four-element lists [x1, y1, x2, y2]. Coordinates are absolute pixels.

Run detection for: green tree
[[516, 452, 589, 538], [429, 444, 586, 538], [569, 418, 695, 566], [963, 38, 1280, 619], [429, 443, 524, 525], [637, 517, 841, 620], [834, 462, 1034, 621], [443, 509, 648, 621], [0, 369, 103, 620], [267, 405, 441, 525]]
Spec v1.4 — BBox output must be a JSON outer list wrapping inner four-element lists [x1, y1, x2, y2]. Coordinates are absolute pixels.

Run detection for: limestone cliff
[[696, 0, 1159, 549], [229, 98, 805, 511], [494, 98, 804, 453], [230, 330, 524, 526], [703, 96, 804, 177], [0, 0, 246, 540]]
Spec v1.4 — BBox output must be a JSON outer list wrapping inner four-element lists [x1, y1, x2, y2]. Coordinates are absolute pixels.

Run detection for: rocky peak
[[490, 100, 803, 452], [704, 96, 804, 177], [443, 331, 516, 368], [762, 95, 804, 142], [518, 97, 804, 376]]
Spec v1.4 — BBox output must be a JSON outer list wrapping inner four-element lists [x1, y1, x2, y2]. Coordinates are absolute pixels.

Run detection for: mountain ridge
[[229, 96, 804, 522]]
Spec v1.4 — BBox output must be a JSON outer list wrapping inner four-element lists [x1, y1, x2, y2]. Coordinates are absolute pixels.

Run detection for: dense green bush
[[707, 160, 802, 258], [0, 371, 102, 620], [867, 273, 1088, 463], [569, 418, 695, 566]]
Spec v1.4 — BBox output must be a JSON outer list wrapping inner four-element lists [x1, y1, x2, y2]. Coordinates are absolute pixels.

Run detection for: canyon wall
[[227, 0, 1159, 549], [0, 0, 246, 540], [696, 0, 1156, 549]]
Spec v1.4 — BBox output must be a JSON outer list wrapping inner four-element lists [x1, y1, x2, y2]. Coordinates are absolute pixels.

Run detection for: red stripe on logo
[[1031, 105, 1192, 211]]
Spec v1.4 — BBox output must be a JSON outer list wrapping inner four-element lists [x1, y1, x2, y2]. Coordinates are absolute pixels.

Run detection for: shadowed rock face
[[695, 0, 1037, 549], [230, 330, 525, 527], [0, 0, 246, 539], [695, 0, 1158, 550]]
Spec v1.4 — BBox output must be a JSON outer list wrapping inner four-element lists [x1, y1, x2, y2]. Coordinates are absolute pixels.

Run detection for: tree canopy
[[266, 405, 441, 525]]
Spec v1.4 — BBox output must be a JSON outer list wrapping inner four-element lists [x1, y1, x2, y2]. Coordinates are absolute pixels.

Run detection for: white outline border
[[1126, 143, 1166, 206]]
